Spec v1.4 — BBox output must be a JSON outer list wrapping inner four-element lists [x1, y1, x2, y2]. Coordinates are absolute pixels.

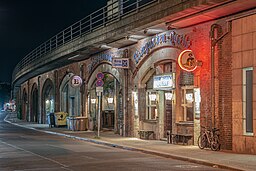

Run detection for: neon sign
[[178, 50, 197, 72]]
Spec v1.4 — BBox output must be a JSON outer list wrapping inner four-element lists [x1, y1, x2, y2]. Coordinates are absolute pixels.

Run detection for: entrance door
[[102, 110, 114, 129], [164, 95, 172, 137]]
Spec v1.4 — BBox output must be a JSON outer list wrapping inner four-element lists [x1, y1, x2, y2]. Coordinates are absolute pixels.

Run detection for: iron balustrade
[[12, 0, 158, 83]]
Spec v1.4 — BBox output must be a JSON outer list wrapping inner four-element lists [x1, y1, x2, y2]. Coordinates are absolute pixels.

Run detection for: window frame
[[242, 67, 254, 136]]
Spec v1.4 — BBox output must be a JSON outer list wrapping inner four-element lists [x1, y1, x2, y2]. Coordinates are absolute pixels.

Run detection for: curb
[[4, 115, 243, 171]]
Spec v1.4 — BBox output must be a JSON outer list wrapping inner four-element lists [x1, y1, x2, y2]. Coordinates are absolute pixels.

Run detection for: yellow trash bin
[[54, 112, 68, 127]]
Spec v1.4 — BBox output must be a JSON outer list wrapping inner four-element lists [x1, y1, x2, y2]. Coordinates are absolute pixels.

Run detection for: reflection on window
[[146, 91, 158, 120], [243, 67, 253, 135], [181, 86, 194, 121]]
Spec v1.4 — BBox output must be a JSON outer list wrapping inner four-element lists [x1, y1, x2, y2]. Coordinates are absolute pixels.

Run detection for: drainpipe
[[38, 76, 41, 123], [80, 64, 84, 116], [210, 21, 231, 128]]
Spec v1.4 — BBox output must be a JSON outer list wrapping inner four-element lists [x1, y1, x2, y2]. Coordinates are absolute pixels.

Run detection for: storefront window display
[[181, 86, 194, 121], [146, 90, 158, 120]]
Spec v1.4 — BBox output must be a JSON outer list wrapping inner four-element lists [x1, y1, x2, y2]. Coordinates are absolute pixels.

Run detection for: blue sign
[[112, 58, 129, 69]]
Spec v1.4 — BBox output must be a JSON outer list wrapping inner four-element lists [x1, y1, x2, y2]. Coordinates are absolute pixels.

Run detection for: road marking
[[0, 140, 72, 171]]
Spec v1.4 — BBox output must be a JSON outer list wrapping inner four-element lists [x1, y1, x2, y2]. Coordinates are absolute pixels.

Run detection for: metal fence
[[12, 0, 158, 82]]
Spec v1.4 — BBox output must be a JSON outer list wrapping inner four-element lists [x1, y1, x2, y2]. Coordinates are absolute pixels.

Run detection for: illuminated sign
[[178, 50, 197, 72], [133, 31, 191, 64], [70, 75, 83, 88], [112, 58, 129, 69], [153, 73, 175, 90]]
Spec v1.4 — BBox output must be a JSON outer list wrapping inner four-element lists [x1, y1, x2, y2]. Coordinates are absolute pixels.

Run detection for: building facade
[[13, 1, 256, 154]]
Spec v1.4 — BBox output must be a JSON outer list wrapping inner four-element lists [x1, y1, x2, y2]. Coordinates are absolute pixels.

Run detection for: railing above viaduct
[[12, 0, 232, 86], [12, 0, 158, 84]]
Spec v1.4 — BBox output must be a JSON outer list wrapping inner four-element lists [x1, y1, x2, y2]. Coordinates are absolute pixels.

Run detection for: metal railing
[[12, 0, 158, 83]]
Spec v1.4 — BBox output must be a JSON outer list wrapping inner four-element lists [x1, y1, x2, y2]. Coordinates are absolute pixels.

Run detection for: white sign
[[96, 86, 103, 93], [70, 75, 83, 88], [112, 58, 129, 69], [153, 73, 175, 90]]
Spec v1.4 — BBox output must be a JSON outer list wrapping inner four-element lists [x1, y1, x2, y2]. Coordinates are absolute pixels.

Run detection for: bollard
[[167, 130, 171, 144]]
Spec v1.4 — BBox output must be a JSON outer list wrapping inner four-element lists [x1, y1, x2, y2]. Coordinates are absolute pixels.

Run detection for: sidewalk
[[4, 112, 256, 171]]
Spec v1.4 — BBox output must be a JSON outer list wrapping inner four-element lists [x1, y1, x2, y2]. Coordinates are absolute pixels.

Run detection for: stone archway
[[59, 73, 81, 116], [87, 64, 123, 134], [41, 79, 54, 124], [30, 83, 38, 122], [22, 88, 28, 120]]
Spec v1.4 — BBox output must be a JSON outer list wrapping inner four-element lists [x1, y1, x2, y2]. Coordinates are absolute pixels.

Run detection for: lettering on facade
[[133, 31, 191, 64], [87, 52, 113, 74]]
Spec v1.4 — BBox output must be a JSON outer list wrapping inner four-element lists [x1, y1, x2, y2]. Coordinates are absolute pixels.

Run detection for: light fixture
[[126, 36, 139, 42], [68, 54, 81, 60], [149, 94, 157, 101], [45, 100, 50, 104], [144, 28, 164, 35], [107, 97, 114, 103], [100, 44, 112, 49], [186, 93, 193, 102], [91, 99, 96, 104], [165, 92, 173, 100]]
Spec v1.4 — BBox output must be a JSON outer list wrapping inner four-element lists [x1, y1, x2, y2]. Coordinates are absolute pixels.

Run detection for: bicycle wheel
[[210, 134, 220, 151], [198, 134, 207, 149]]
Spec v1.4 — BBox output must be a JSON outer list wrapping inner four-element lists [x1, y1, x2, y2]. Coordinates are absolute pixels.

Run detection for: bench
[[138, 130, 154, 140], [171, 133, 193, 145]]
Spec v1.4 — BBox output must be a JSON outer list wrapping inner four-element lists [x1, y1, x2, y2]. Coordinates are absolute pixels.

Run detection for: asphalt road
[[0, 112, 227, 171]]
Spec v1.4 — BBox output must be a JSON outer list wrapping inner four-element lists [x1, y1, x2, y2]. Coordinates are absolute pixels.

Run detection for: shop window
[[181, 86, 194, 121], [146, 90, 158, 120], [243, 67, 253, 135]]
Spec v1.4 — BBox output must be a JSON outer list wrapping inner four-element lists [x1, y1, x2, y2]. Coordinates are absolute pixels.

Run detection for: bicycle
[[198, 126, 220, 151]]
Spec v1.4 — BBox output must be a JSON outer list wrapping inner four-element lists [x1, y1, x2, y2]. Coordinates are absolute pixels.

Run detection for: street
[[0, 111, 226, 171]]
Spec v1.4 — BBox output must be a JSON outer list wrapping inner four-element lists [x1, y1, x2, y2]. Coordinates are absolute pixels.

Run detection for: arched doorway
[[87, 64, 122, 134], [30, 83, 38, 122], [42, 79, 54, 124], [60, 73, 81, 116], [22, 89, 28, 120]]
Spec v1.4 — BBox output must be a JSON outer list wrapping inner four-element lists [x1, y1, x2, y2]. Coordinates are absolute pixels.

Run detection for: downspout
[[38, 76, 41, 123], [210, 21, 231, 128]]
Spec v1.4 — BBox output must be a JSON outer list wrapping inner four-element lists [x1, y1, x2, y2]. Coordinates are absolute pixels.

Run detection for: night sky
[[0, 0, 106, 83]]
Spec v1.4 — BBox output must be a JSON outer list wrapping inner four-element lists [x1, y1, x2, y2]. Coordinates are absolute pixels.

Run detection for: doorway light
[[107, 97, 114, 103], [91, 99, 96, 104], [165, 92, 173, 100]]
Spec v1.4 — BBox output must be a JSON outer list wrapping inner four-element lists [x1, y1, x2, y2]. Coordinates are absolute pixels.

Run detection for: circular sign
[[96, 72, 104, 79], [96, 79, 104, 87], [178, 50, 197, 72], [70, 75, 83, 88]]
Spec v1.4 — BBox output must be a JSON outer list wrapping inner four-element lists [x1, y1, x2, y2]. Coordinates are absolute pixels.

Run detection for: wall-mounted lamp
[[91, 99, 96, 104], [186, 93, 193, 102], [149, 94, 157, 101], [165, 92, 173, 100], [100, 44, 112, 49], [107, 97, 114, 103]]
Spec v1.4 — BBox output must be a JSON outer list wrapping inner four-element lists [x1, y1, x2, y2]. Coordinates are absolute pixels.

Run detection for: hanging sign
[[178, 50, 197, 72], [153, 73, 175, 90], [112, 58, 129, 69], [70, 75, 83, 88]]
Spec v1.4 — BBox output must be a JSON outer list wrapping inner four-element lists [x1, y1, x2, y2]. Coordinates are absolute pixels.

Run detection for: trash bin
[[67, 116, 77, 131], [76, 117, 88, 131], [54, 112, 68, 127], [167, 130, 171, 144], [47, 113, 55, 128]]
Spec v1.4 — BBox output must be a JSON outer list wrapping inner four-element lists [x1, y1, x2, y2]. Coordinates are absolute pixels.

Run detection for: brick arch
[[30, 83, 38, 122], [41, 78, 54, 124], [22, 88, 28, 120]]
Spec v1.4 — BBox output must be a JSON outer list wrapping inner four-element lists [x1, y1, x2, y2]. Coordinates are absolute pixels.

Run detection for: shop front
[[86, 51, 124, 135], [132, 31, 201, 144]]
